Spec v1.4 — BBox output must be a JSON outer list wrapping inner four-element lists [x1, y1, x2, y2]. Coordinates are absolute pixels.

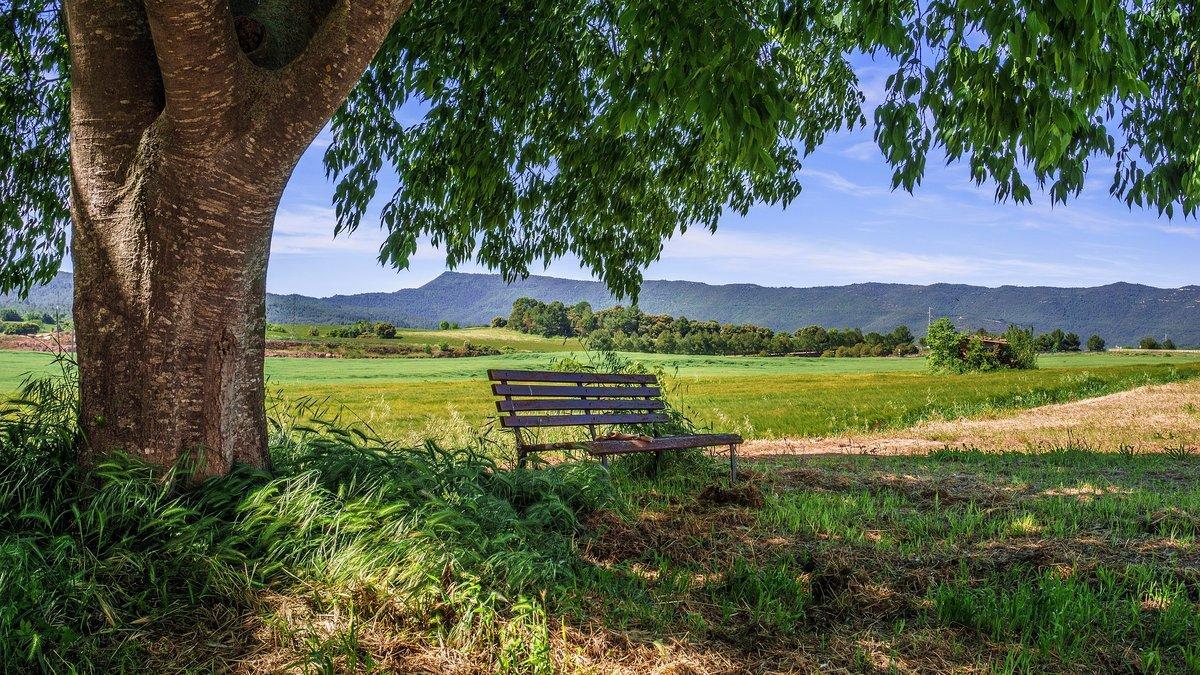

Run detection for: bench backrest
[[488, 369, 669, 439]]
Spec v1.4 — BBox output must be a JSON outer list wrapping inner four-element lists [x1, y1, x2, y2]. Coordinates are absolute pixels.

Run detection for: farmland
[[5, 341, 1200, 670], [265, 324, 586, 352], [3, 347, 1198, 446]]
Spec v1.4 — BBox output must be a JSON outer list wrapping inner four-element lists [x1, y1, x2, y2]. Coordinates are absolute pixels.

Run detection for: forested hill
[[264, 272, 1199, 346], [6, 271, 1198, 346]]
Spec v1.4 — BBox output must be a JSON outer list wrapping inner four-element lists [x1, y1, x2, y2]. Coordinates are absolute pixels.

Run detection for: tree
[[1087, 335, 1106, 352], [925, 318, 965, 373], [5, 1, 1197, 476], [1002, 325, 1038, 370], [534, 302, 572, 338], [439, 321, 451, 331], [1140, 337, 1162, 350], [490, 316, 507, 328], [1062, 332, 1082, 352], [1, 309, 21, 322], [890, 326, 915, 347], [1162, 338, 1177, 350]]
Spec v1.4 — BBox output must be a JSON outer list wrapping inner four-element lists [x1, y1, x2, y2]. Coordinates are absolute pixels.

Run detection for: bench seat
[[522, 433, 742, 456], [488, 368, 743, 480]]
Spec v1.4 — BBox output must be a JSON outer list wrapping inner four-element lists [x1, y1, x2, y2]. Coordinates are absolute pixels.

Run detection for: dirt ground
[[742, 378, 1200, 458]]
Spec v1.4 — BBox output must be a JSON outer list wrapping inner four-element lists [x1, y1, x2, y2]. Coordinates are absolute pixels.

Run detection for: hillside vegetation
[[9, 272, 1199, 346], [266, 273, 1200, 346]]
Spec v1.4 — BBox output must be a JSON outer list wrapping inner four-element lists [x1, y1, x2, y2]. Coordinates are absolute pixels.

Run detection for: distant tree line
[[1139, 336, 1177, 350], [0, 308, 56, 335], [506, 298, 920, 357], [326, 320, 398, 339], [1032, 329, 1180, 352]]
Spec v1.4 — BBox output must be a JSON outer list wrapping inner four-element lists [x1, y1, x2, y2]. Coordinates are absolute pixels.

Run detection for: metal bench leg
[[517, 450, 527, 470], [729, 444, 738, 482], [654, 451, 662, 476], [600, 455, 609, 472]]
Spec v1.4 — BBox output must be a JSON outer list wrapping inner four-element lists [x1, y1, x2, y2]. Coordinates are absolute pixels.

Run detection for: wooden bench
[[489, 369, 742, 480]]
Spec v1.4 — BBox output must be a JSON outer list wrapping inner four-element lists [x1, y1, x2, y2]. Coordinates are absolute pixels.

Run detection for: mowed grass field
[[3, 349, 1198, 443]]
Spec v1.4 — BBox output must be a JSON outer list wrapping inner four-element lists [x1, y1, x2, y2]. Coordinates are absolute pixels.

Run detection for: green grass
[[5, 364, 1200, 671], [2, 350, 1199, 442], [266, 324, 585, 352]]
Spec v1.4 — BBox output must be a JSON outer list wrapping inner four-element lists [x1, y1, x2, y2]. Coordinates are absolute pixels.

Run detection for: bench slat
[[492, 383, 661, 398], [500, 412, 670, 428], [497, 399, 666, 412], [488, 369, 657, 384]]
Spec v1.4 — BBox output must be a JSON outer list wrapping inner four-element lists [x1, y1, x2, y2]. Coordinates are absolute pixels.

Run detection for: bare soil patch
[[743, 378, 1200, 458]]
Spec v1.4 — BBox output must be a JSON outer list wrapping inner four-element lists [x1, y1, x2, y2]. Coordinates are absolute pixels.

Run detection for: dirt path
[[742, 378, 1200, 458]]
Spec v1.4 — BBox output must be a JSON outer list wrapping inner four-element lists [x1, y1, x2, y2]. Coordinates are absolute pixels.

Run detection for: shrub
[[1140, 336, 1161, 350], [491, 316, 508, 328], [1, 309, 21, 322], [926, 318, 1035, 373], [2, 321, 41, 335], [439, 320, 450, 330], [1163, 338, 1177, 350], [1087, 334, 1106, 352], [307, 326, 320, 336]]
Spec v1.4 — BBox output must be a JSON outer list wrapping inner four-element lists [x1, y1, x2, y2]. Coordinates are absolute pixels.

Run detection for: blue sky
[[267, 61, 1197, 297]]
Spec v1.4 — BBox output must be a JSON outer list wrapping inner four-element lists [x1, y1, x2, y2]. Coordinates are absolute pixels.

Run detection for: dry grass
[[744, 378, 1200, 458], [212, 379, 1200, 673]]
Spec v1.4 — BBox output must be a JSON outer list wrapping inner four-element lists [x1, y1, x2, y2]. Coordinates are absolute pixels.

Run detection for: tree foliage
[[926, 317, 1037, 373], [1033, 328, 1082, 353], [0, 1, 69, 296], [3, 1, 1199, 298], [327, 320, 398, 339], [325, 0, 1200, 299], [508, 297, 918, 356]]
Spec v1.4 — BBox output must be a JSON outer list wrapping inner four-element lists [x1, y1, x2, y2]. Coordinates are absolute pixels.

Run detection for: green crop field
[[266, 324, 585, 352], [3, 349, 1198, 443]]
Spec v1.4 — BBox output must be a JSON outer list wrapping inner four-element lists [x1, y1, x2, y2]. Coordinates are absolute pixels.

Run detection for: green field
[[266, 324, 585, 352], [4, 349, 1199, 443]]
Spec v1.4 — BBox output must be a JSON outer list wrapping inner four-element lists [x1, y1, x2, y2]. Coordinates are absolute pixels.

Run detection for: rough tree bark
[[65, 0, 409, 477]]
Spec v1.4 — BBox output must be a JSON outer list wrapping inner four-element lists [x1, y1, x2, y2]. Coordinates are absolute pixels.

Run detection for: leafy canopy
[[3, 0, 1197, 298]]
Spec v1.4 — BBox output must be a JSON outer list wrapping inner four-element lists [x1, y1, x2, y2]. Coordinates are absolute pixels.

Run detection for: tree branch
[[142, 0, 244, 147], [261, 0, 412, 155]]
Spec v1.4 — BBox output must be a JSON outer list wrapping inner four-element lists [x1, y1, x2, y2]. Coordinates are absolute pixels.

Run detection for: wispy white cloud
[[802, 168, 891, 198], [272, 204, 380, 255], [839, 141, 880, 162], [654, 228, 1116, 287], [1155, 225, 1200, 238]]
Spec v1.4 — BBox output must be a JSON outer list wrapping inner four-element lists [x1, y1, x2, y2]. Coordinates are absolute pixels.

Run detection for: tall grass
[[0, 363, 617, 671]]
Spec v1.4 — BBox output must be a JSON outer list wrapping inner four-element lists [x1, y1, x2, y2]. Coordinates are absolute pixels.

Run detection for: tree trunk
[[72, 140, 284, 478], [63, 0, 409, 477]]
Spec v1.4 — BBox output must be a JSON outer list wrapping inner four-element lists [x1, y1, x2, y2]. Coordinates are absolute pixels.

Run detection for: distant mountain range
[[7, 271, 1198, 346]]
